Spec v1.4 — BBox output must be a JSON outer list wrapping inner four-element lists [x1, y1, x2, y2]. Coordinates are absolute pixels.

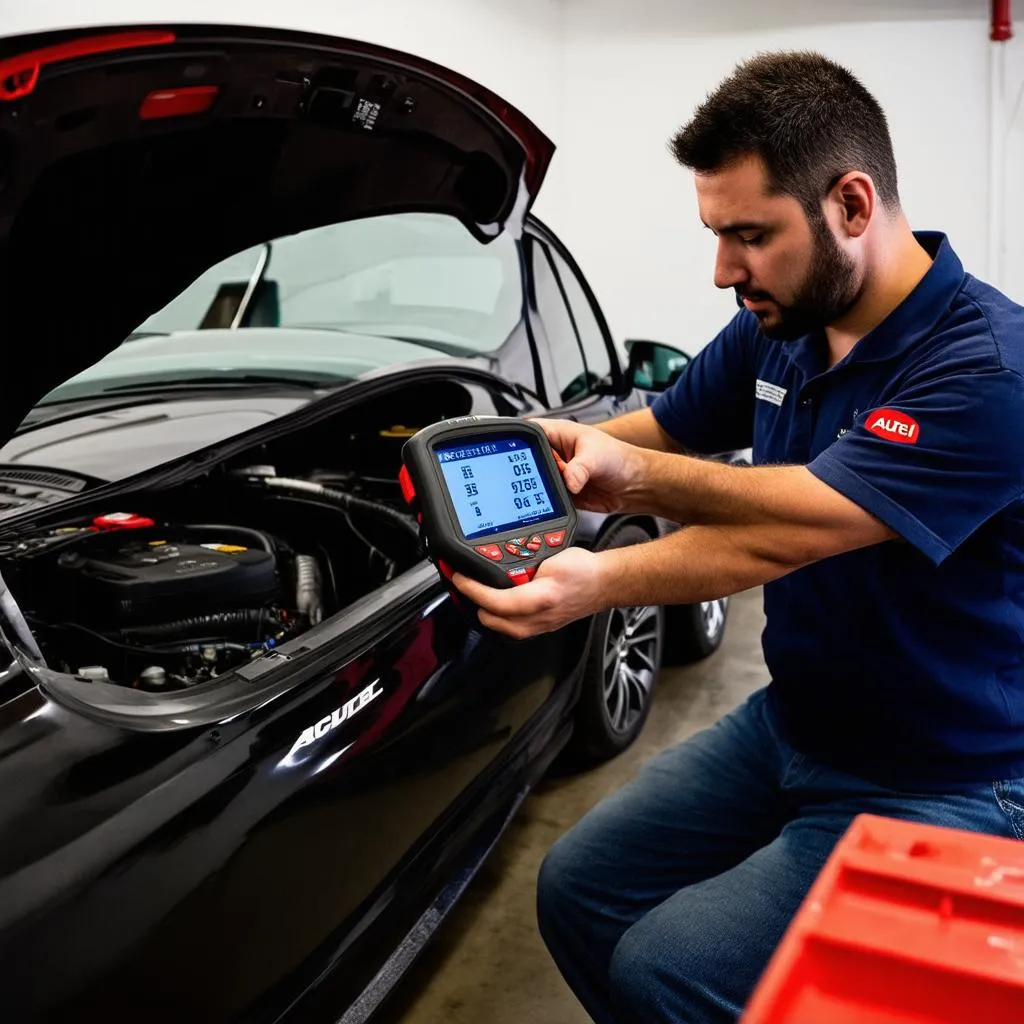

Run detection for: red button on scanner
[[544, 530, 565, 547], [506, 565, 537, 586], [505, 542, 521, 556], [475, 544, 503, 561]]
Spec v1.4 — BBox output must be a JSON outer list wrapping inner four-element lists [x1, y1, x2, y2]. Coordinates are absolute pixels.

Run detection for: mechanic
[[452, 51, 1024, 1024]]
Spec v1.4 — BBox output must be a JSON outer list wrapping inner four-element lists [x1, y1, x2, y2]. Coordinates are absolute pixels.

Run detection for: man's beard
[[736, 219, 861, 341]]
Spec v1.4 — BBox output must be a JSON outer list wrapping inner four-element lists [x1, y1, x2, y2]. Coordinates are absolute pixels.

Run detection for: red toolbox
[[741, 814, 1024, 1023]]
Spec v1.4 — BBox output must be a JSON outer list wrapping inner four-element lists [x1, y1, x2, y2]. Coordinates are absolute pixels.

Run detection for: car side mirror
[[623, 339, 692, 393]]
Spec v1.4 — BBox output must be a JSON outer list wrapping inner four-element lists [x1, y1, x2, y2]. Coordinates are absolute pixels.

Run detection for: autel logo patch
[[287, 679, 384, 759], [865, 408, 920, 444]]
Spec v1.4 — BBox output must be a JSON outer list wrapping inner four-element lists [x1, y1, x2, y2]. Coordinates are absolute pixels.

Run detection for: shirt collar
[[787, 231, 965, 379]]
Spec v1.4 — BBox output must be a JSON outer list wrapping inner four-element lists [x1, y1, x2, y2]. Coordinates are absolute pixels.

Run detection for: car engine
[[0, 465, 421, 691]]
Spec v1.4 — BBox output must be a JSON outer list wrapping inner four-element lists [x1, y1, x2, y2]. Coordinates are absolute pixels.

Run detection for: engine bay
[[0, 462, 422, 690], [0, 426, 443, 692]]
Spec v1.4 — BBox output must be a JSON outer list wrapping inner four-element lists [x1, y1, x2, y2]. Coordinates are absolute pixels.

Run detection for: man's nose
[[714, 240, 748, 291]]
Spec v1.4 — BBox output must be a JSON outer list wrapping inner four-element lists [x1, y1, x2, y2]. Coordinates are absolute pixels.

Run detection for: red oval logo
[[864, 408, 920, 445]]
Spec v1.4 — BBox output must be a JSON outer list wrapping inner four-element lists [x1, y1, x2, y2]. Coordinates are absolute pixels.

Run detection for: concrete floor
[[378, 588, 770, 1024]]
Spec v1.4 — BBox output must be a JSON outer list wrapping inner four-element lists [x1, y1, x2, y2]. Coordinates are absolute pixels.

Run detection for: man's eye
[[740, 233, 765, 246]]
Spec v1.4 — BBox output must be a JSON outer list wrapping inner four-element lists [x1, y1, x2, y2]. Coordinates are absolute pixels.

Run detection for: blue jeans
[[537, 687, 1024, 1023]]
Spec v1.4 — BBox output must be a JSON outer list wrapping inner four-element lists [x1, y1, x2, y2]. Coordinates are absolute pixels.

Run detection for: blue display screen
[[435, 436, 558, 540]]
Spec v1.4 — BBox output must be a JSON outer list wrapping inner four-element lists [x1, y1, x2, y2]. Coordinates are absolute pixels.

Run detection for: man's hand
[[534, 418, 646, 514], [452, 546, 607, 638]]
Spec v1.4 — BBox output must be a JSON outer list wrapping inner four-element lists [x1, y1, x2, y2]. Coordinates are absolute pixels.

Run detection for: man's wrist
[[620, 446, 689, 517], [618, 444, 656, 512], [591, 544, 632, 611]]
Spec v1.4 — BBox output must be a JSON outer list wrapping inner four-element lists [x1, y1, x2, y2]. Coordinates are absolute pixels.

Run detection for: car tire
[[565, 523, 664, 764], [664, 597, 729, 664]]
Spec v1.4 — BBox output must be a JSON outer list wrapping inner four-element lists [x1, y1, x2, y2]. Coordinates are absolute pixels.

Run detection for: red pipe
[[991, 0, 1012, 41]]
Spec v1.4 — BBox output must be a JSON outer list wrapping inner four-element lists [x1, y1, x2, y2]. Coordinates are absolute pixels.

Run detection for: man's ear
[[828, 171, 874, 239]]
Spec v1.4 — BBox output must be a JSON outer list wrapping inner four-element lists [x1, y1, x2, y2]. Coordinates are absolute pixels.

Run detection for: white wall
[[1001, 28, 1024, 303], [555, 0, 1020, 353], [0, 0, 568, 213]]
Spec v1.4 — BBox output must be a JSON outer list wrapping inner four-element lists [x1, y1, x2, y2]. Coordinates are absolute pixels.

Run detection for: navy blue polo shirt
[[652, 232, 1024, 786]]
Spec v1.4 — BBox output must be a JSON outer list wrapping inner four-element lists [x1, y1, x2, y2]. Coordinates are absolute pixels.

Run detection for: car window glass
[[547, 249, 612, 390], [38, 214, 527, 406], [531, 242, 589, 405], [139, 213, 523, 351]]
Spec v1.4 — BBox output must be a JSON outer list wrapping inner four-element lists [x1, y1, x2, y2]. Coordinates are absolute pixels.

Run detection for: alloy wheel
[[602, 603, 660, 734]]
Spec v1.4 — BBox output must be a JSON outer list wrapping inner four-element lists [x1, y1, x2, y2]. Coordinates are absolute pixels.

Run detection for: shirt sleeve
[[808, 369, 1024, 565], [650, 310, 760, 455]]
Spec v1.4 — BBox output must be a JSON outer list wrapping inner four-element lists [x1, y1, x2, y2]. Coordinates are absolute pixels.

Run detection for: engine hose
[[120, 608, 275, 643], [251, 476, 420, 542], [294, 554, 323, 625], [163, 641, 251, 656]]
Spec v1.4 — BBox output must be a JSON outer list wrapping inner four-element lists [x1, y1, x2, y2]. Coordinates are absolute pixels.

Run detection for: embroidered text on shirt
[[755, 379, 787, 407]]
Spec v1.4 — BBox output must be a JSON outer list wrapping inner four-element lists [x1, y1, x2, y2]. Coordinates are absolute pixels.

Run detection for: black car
[[0, 22, 731, 1023]]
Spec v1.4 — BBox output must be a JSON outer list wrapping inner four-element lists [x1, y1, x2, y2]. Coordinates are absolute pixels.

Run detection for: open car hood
[[0, 23, 553, 442]]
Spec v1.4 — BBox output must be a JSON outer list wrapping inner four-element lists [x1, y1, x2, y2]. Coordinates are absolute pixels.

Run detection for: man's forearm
[[595, 408, 681, 452], [613, 450, 896, 562], [590, 411, 812, 528], [593, 522, 807, 609], [624, 450, 827, 529]]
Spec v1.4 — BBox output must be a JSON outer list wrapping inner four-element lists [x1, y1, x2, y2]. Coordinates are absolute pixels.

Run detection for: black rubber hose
[[249, 477, 420, 542], [163, 641, 251, 656], [120, 608, 274, 643]]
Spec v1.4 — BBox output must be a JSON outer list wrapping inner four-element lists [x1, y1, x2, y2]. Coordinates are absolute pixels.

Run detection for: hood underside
[[0, 23, 553, 442]]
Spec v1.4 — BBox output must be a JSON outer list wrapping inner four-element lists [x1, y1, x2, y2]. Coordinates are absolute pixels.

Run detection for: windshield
[[37, 213, 524, 405]]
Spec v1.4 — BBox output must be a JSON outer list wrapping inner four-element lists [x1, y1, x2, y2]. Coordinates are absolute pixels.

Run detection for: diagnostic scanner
[[399, 416, 577, 589]]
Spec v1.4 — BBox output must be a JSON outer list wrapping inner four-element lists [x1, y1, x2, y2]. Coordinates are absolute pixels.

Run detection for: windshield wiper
[[285, 324, 480, 360], [99, 374, 334, 395]]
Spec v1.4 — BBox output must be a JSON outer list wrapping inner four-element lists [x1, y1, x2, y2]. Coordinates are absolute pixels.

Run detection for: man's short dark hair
[[670, 51, 900, 220]]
